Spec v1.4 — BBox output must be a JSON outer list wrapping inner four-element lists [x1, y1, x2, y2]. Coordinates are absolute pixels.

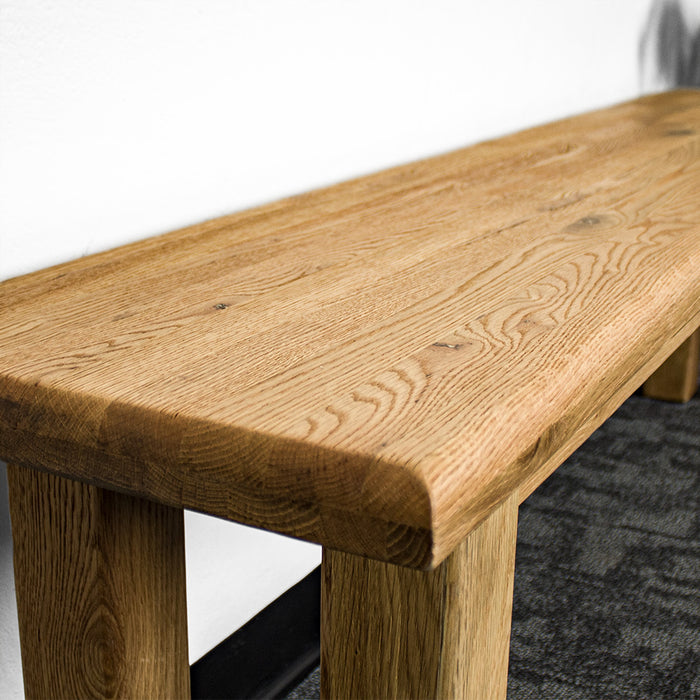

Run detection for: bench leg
[[643, 328, 700, 403], [321, 493, 518, 700], [7, 464, 190, 700]]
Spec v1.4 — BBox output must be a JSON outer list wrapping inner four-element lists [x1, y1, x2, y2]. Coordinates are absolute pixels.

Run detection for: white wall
[[0, 0, 667, 695]]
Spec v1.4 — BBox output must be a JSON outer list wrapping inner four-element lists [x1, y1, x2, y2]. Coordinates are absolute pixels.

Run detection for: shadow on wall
[[641, 0, 700, 88]]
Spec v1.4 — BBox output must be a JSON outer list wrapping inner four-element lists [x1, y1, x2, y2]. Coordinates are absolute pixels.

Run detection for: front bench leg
[[321, 493, 518, 700], [643, 328, 699, 403], [7, 464, 190, 700]]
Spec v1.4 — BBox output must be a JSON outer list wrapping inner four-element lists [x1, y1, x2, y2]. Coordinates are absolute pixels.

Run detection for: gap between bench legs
[[320, 492, 519, 700], [6, 464, 190, 700]]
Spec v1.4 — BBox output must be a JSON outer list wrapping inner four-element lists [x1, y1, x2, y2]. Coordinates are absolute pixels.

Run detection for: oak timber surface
[[321, 493, 518, 700], [8, 465, 190, 699], [643, 328, 700, 402], [1, 90, 700, 568]]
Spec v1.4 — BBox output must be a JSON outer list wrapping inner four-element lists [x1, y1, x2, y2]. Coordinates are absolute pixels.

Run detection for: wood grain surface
[[1, 90, 700, 568], [321, 493, 518, 700], [7, 464, 190, 699], [643, 327, 699, 402]]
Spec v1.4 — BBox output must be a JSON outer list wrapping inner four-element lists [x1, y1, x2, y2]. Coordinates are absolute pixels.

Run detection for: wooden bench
[[1, 89, 699, 699]]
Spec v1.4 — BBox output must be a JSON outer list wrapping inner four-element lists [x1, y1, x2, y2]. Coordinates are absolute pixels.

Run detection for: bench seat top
[[1, 90, 699, 568]]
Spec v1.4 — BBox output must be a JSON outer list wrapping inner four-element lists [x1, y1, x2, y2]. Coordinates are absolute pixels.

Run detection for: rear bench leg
[[321, 493, 518, 700], [643, 328, 700, 403], [7, 464, 190, 700]]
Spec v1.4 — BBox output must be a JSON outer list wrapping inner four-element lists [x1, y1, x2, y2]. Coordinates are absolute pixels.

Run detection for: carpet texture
[[285, 387, 700, 699]]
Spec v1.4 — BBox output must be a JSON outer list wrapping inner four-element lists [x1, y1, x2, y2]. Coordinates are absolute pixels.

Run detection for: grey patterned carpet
[[285, 386, 700, 700]]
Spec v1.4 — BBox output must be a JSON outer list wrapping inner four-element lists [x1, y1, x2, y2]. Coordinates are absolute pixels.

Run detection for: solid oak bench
[[1, 89, 700, 699]]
